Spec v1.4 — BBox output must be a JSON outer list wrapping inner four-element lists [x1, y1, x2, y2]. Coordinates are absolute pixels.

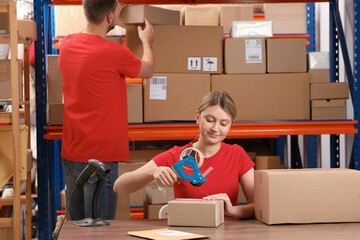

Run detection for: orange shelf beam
[[44, 120, 358, 141]]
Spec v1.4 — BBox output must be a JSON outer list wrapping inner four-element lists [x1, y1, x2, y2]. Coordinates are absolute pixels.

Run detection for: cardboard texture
[[144, 74, 210, 122], [220, 5, 253, 34], [309, 69, 330, 84], [267, 38, 307, 73], [146, 185, 174, 204], [47, 103, 64, 125], [311, 99, 345, 120], [128, 149, 164, 163], [159, 5, 185, 25], [119, 5, 180, 25], [211, 73, 310, 121], [60, 189, 66, 209], [115, 193, 131, 219], [254, 169, 360, 225], [118, 162, 148, 206], [168, 199, 224, 227], [224, 38, 266, 74], [47, 55, 63, 104], [255, 156, 281, 170], [0, 60, 23, 100], [17, 20, 37, 41], [105, 36, 123, 44], [126, 84, 143, 123], [264, 3, 307, 34], [128, 228, 208, 240], [0, 12, 9, 30], [144, 202, 166, 219], [184, 5, 219, 26], [231, 20, 273, 38], [310, 82, 349, 100], [308, 52, 329, 69], [126, 25, 223, 74], [0, 227, 13, 240]]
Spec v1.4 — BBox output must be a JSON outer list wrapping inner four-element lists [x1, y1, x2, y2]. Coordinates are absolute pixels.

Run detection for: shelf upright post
[[353, 0, 360, 170]]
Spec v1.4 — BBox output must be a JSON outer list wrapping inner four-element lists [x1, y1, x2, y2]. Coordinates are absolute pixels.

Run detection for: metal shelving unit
[[33, 0, 359, 239]]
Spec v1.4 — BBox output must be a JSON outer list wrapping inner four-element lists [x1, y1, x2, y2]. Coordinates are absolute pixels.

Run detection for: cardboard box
[[231, 20, 273, 38], [184, 5, 219, 26], [159, 5, 185, 25], [255, 156, 281, 170], [168, 199, 224, 227], [267, 38, 307, 73], [0, 227, 13, 240], [60, 189, 66, 209], [126, 84, 143, 123], [308, 52, 329, 69], [128, 149, 164, 163], [118, 162, 148, 206], [264, 3, 307, 34], [0, 60, 23, 100], [309, 69, 330, 84], [118, 5, 180, 25], [220, 5, 253, 34], [115, 193, 131, 219], [144, 202, 166, 219], [143, 74, 210, 122], [47, 103, 64, 125], [310, 82, 349, 100], [254, 169, 360, 225], [145, 185, 174, 204], [47, 55, 63, 104], [312, 99, 345, 120], [224, 38, 266, 74], [211, 73, 310, 121], [17, 20, 37, 41], [126, 25, 223, 74]]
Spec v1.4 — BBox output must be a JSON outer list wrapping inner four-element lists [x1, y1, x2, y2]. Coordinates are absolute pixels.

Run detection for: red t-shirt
[[59, 33, 142, 162], [153, 141, 255, 205]]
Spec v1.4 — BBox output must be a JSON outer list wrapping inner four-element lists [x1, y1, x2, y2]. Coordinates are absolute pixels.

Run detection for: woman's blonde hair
[[197, 91, 237, 122]]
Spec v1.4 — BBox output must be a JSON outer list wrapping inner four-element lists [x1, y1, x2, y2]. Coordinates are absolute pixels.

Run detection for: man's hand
[[138, 19, 154, 45]]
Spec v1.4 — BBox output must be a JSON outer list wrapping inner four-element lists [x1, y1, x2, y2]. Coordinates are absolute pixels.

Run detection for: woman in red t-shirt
[[114, 91, 255, 219]]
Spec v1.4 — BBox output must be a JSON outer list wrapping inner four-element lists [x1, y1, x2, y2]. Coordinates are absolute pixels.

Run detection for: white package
[[231, 20, 273, 38], [308, 52, 329, 69]]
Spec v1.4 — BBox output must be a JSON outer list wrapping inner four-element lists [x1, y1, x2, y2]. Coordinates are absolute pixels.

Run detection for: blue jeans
[[62, 159, 118, 220]]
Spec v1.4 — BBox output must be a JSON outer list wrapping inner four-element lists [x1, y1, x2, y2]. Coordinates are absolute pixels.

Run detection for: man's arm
[[137, 19, 154, 79]]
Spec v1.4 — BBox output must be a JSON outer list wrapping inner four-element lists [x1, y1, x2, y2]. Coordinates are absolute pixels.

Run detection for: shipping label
[[245, 39, 262, 63], [149, 76, 167, 100]]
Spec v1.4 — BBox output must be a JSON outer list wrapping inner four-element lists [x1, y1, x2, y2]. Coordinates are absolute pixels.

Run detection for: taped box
[[310, 82, 349, 100], [168, 199, 224, 227], [254, 169, 360, 225]]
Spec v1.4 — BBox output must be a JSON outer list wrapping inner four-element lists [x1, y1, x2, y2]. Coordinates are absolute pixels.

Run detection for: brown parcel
[[47, 55, 62, 104], [0, 60, 23, 100], [211, 73, 310, 121], [220, 5, 253, 34], [48, 103, 64, 125], [309, 69, 330, 84], [224, 38, 266, 74], [311, 99, 345, 120], [168, 199, 224, 227], [310, 82, 349, 100], [184, 5, 219, 26], [126, 84, 143, 123], [118, 5, 180, 25], [143, 74, 210, 122], [126, 25, 223, 74], [255, 169, 360, 225], [255, 156, 281, 170], [266, 38, 307, 73], [143, 202, 166, 219]]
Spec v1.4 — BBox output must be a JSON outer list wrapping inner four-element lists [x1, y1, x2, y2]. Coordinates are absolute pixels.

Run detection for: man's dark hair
[[83, 0, 118, 24]]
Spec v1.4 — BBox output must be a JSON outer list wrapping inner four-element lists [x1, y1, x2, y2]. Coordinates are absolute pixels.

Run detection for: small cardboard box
[[126, 84, 143, 123], [47, 55, 63, 104], [47, 103, 64, 125], [0, 60, 23, 100], [143, 74, 210, 122], [126, 25, 223, 74], [145, 185, 174, 204], [309, 69, 330, 84], [118, 5, 180, 25], [144, 202, 166, 219], [254, 169, 360, 225], [211, 73, 310, 121], [224, 38, 266, 74], [168, 199, 224, 227], [264, 3, 307, 34], [255, 156, 281, 170], [184, 5, 219, 26], [267, 38, 307, 73], [310, 82, 349, 100], [220, 5, 253, 34], [311, 99, 345, 120], [17, 20, 37, 41]]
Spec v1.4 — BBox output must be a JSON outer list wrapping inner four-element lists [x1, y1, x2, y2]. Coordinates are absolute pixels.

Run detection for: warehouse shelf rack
[[34, 0, 359, 239]]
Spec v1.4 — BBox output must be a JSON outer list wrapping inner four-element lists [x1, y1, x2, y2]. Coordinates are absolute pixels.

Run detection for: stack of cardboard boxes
[[144, 185, 174, 219]]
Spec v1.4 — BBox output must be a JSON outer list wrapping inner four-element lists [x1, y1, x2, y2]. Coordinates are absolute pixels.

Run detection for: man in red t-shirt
[[59, 0, 154, 220]]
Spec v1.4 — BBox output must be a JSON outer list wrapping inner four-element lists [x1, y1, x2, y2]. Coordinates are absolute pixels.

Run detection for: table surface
[[58, 218, 360, 240]]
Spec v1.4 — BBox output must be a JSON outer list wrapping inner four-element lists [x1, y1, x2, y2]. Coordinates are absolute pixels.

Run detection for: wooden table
[[58, 219, 360, 240]]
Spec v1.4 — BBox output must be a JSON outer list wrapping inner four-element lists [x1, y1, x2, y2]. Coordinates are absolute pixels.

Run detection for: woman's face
[[196, 105, 232, 145]]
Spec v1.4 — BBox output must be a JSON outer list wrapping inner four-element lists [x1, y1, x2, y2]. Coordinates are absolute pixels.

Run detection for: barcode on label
[[150, 77, 167, 85], [248, 55, 260, 59]]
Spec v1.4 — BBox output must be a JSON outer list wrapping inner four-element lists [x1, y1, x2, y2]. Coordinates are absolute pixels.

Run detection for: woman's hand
[[203, 193, 235, 217], [153, 166, 178, 187]]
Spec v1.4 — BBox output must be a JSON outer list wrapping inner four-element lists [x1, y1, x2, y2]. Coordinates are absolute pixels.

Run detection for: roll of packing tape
[[180, 147, 204, 170], [158, 204, 168, 219]]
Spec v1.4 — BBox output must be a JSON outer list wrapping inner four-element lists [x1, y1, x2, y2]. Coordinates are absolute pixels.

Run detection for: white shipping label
[[156, 230, 195, 237], [245, 39, 262, 63], [149, 76, 167, 100], [203, 57, 218, 72], [188, 57, 201, 71]]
